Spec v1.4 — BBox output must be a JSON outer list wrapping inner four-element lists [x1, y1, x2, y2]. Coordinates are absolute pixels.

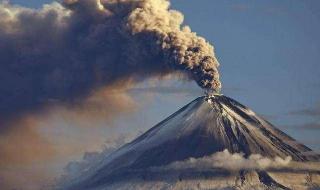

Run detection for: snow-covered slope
[[61, 95, 320, 190]]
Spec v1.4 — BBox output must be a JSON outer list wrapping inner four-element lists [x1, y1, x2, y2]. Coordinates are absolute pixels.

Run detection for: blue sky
[[9, 0, 320, 151], [169, 0, 320, 150]]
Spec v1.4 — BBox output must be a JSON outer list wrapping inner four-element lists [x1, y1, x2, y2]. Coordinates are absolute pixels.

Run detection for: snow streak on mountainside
[[59, 95, 320, 190]]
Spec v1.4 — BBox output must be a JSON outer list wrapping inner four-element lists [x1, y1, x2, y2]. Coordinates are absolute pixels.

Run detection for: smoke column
[[0, 0, 221, 189], [0, 0, 221, 122]]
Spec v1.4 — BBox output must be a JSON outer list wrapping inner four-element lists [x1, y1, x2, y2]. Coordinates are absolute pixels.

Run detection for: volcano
[[62, 95, 320, 190]]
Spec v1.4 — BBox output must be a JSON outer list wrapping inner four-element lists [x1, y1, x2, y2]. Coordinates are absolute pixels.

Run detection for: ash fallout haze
[[0, 0, 320, 190]]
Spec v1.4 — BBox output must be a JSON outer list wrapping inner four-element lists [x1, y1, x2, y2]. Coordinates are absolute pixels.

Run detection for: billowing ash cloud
[[0, 0, 221, 120]]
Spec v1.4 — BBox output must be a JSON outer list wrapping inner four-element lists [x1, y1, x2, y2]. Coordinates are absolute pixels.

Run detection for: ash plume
[[0, 0, 221, 122]]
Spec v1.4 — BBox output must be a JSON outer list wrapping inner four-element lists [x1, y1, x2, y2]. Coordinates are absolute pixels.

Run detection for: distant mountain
[[61, 95, 320, 190]]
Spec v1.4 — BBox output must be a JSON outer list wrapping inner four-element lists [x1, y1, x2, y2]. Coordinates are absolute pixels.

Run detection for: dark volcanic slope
[[66, 95, 320, 189]]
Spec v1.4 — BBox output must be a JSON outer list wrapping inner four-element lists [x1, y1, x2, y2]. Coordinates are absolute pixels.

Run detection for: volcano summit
[[61, 95, 320, 190]]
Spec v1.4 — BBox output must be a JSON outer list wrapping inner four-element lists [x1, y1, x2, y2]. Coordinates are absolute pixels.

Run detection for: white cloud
[[158, 149, 292, 171]]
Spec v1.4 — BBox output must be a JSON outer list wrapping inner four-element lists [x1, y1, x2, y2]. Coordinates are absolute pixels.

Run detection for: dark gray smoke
[[0, 0, 221, 121]]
